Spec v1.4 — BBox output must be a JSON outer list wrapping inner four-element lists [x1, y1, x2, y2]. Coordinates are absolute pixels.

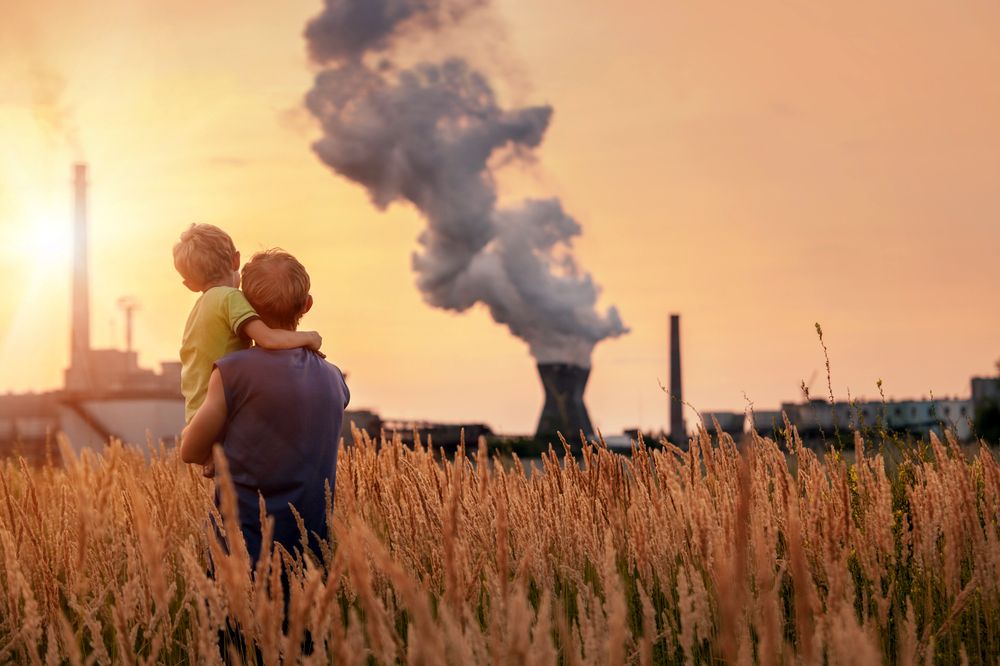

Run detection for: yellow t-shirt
[[180, 286, 258, 422]]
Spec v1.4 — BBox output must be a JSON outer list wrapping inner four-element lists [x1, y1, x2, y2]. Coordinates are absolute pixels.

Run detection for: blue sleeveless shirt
[[214, 347, 350, 563]]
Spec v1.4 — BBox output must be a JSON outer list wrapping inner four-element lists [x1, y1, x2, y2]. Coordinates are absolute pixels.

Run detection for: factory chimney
[[669, 314, 685, 444], [535, 363, 595, 442], [67, 163, 91, 390]]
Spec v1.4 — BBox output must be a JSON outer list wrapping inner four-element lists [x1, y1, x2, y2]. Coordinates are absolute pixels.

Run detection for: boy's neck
[[201, 278, 234, 292]]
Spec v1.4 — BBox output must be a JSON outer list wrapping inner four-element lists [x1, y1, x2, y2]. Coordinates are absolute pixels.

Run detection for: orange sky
[[1, 0, 998, 434]]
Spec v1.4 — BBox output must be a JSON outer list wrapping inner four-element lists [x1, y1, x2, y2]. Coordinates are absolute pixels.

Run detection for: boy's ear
[[231, 251, 241, 271], [303, 294, 314, 315]]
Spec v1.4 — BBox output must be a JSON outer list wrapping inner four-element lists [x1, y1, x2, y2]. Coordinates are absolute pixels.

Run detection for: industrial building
[[4, 173, 994, 463], [379, 419, 493, 449], [702, 411, 747, 440], [972, 376, 1000, 409], [665, 314, 990, 445], [0, 164, 452, 464], [779, 396, 975, 442], [690, 393, 979, 445], [691, 389, 989, 444], [0, 164, 185, 463]]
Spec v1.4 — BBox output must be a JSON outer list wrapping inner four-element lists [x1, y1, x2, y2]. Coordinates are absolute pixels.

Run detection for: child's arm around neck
[[243, 319, 323, 353]]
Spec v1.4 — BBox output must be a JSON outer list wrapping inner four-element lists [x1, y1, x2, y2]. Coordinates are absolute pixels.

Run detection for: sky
[[1, 0, 999, 435]]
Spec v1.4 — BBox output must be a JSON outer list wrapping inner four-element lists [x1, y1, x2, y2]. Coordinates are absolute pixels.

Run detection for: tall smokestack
[[71, 163, 90, 381], [669, 314, 685, 444], [535, 363, 594, 442]]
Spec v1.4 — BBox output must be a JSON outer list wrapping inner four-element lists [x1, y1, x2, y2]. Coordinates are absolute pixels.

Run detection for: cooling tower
[[535, 363, 594, 441]]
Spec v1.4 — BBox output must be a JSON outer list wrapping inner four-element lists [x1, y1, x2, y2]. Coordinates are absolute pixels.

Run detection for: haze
[[1, 0, 998, 434]]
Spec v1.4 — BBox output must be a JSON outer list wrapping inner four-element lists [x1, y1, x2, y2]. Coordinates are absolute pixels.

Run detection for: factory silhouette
[[1, 165, 997, 463], [666, 315, 998, 446], [0, 164, 184, 464], [0, 164, 597, 461]]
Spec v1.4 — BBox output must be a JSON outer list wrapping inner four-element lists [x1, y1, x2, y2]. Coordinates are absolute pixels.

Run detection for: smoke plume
[[29, 61, 82, 157], [303, 0, 627, 366]]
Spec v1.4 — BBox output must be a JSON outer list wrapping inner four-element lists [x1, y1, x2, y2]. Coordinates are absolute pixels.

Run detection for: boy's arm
[[180, 368, 228, 465], [242, 320, 322, 352]]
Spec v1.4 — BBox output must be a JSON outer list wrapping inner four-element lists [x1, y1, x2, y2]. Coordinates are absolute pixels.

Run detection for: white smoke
[[303, 0, 627, 366]]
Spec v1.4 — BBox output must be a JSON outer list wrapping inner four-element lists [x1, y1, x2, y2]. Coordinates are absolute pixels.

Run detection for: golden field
[[0, 427, 998, 664]]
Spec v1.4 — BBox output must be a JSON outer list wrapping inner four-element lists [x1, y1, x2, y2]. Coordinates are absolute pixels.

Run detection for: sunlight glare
[[13, 207, 73, 276]]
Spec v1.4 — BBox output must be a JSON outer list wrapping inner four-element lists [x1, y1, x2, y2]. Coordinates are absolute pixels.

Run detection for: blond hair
[[240, 249, 311, 329], [172, 224, 237, 285]]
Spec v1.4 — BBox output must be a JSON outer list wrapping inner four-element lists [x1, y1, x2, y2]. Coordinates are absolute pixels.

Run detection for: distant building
[[779, 396, 974, 442], [750, 410, 784, 439], [701, 411, 746, 440], [0, 164, 185, 463], [0, 392, 60, 465], [341, 409, 382, 443], [381, 420, 494, 449], [972, 376, 1000, 410], [1, 346, 186, 461], [623, 428, 667, 445], [3, 165, 468, 465], [885, 399, 972, 440], [58, 361, 185, 456], [0, 362, 184, 463]]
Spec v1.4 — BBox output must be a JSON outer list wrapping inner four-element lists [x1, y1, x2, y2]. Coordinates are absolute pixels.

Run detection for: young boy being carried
[[173, 224, 322, 472]]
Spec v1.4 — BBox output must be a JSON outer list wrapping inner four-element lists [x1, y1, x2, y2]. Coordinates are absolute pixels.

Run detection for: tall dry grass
[[0, 425, 998, 664]]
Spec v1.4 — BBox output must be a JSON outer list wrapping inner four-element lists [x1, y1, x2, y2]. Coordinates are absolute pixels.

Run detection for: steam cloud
[[303, 0, 627, 366]]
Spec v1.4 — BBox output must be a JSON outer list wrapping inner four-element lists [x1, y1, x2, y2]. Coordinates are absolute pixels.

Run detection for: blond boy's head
[[241, 249, 312, 330], [173, 224, 239, 291]]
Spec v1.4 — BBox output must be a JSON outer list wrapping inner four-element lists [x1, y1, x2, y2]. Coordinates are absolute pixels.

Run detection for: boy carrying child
[[172, 223, 322, 474]]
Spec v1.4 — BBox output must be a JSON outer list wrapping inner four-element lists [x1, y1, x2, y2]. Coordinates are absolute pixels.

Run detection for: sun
[[12, 205, 74, 275]]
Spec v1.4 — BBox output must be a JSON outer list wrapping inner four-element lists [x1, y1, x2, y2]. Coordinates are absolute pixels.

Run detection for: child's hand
[[305, 331, 323, 353], [202, 461, 216, 479]]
